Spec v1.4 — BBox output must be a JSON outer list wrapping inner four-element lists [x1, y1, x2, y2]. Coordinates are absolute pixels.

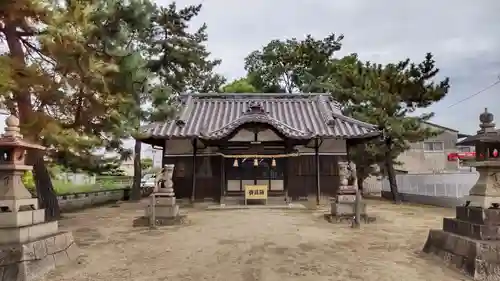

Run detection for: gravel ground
[[39, 199, 469, 281]]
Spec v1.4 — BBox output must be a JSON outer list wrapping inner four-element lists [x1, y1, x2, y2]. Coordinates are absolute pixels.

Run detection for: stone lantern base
[[0, 199, 79, 281], [0, 231, 79, 280], [423, 206, 500, 280]]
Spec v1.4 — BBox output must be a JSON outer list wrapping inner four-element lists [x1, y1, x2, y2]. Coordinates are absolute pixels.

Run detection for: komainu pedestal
[[0, 115, 80, 281], [329, 162, 368, 222], [144, 164, 185, 226]]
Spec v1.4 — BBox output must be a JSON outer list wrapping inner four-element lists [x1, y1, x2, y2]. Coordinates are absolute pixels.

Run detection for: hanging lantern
[[254, 158, 259, 167], [271, 158, 276, 167], [233, 159, 239, 167]]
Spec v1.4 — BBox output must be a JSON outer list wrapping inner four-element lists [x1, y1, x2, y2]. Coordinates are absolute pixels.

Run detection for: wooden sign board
[[245, 185, 268, 205]]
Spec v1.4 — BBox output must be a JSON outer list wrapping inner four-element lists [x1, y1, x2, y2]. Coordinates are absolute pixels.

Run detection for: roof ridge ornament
[[244, 101, 267, 115]]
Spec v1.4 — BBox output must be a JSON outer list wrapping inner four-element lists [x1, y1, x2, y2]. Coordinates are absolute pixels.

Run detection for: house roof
[[138, 93, 381, 145], [422, 121, 458, 133]]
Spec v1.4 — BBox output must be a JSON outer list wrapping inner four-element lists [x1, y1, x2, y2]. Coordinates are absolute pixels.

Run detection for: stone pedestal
[[330, 185, 368, 221], [144, 164, 185, 226], [0, 231, 79, 281], [423, 206, 500, 280], [0, 115, 80, 281]]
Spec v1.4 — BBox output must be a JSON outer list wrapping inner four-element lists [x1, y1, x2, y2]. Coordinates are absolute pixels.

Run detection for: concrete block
[[423, 229, 500, 280], [0, 209, 46, 228], [45, 232, 74, 254], [456, 206, 500, 226], [0, 198, 38, 212], [153, 197, 175, 206], [0, 211, 32, 228], [145, 205, 179, 218], [443, 217, 500, 240], [331, 202, 366, 216], [32, 209, 45, 225], [0, 221, 58, 245], [337, 195, 356, 203]]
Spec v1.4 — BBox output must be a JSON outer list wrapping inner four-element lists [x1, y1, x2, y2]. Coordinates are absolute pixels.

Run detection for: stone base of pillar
[[328, 185, 375, 223], [423, 206, 500, 280], [0, 231, 79, 281], [144, 192, 185, 227]]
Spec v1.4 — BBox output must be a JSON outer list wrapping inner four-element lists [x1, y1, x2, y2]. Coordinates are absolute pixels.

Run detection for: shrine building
[[137, 93, 381, 203]]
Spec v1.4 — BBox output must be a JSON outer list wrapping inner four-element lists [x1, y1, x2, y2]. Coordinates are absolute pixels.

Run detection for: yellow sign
[[245, 185, 268, 202]]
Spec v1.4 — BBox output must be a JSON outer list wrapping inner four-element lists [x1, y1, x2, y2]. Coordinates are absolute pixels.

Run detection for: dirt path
[[40, 200, 469, 281]]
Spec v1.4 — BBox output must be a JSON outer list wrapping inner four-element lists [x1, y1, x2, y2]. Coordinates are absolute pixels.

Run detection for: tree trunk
[[130, 139, 142, 201], [28, 150, 60, 221], [357, 170, 365, 191], [384, 138, 401, 203], [4, 24, 60, 219]]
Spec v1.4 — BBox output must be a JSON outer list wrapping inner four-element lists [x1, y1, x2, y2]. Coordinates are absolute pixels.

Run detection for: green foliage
[[27, 174, 130, 196], [244, 34, 344, 93], [221, 78, 259, 93], [22, 171, 35, 193], [328, 53, 450, 181], [244, 34, 450, 183], [147, 2, 226, 94], [141, 158, 153, 170]]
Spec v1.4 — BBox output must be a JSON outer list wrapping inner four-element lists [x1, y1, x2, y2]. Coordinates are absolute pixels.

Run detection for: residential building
[[395, 122, 473, 173]]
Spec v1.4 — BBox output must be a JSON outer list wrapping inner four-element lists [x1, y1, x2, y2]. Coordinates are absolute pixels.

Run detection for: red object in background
[[447, 152, 476, 161], [494, 150, 499, 157]]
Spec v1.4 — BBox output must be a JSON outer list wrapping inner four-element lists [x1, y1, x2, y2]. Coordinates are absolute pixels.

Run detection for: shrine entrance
[[225, 157, 285, 195]]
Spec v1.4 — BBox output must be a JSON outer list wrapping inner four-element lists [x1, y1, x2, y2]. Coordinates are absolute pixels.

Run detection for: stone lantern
[[422, 108, 500, 280], [458, 108, 500, 208], [0, 115, 79, 281], [0, 115, 45, 207]]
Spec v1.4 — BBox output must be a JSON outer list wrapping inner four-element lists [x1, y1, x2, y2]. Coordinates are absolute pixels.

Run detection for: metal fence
[[57, 173, 96, 185], [380, 172, 478, 198], [375, 172, 479, 207]]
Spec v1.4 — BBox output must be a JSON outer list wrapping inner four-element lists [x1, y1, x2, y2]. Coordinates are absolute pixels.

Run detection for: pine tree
[[0, 0, 140, 219], [244, 34, 344, 93], [327, 53, 450, 201], [147, 3, 226, 94]]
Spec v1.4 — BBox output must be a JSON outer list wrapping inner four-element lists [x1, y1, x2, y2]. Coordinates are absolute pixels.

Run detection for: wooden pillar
[[190, 138, 198, 203], [161, 146, 166, 167], [220, 156, 225, 204], [315, 138, 321, 205]]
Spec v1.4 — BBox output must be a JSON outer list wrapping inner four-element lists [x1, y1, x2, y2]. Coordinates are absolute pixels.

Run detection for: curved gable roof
[[139, 93, 380, 144]]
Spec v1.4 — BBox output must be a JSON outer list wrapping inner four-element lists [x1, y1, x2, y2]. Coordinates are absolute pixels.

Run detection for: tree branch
[[18, 37, 56, 66]]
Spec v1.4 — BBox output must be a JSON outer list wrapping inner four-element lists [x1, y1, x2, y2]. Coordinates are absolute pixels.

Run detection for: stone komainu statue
[[154, 168, 165, 193]]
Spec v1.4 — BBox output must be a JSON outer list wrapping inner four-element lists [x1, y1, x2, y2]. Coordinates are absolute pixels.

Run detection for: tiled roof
[[139, 93, 380, 143]]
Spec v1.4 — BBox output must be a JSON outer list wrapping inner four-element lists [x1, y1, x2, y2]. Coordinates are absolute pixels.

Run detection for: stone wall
[[57, 189, 128, 212], [381, 191, 465, 208], [0, 231, 79, 281]]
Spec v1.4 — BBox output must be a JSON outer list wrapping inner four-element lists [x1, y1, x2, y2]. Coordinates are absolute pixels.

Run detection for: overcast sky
[[2, 0, 498, 158], [156, 0, 500, 135]]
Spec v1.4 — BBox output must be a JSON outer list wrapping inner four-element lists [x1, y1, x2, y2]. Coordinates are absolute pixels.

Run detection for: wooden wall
[[286, 155, 340, 200], [164, 155, 340, 201], [164, 155, 222, 201]]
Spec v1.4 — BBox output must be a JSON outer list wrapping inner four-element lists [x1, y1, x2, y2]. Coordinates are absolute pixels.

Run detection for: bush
[[22, 171, 36, 194]]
